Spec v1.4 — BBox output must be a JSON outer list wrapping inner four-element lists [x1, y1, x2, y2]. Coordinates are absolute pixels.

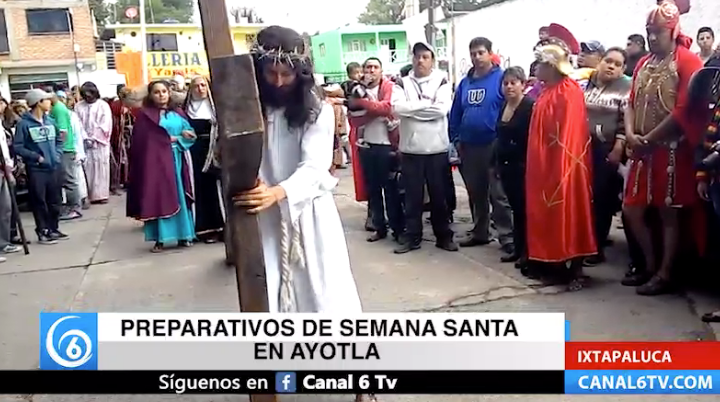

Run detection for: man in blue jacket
[[13, 88, 67, 244], [449, 37, 514, 255]]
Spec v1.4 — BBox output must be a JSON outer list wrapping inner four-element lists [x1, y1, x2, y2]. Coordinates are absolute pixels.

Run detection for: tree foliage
[[419, 0, 485, 13], [358, 0, 485, 25], [229, 7, 264, 23], [358, 0, 405, 25], [88, 0, 110, 28], [112, 0, 194, 23]]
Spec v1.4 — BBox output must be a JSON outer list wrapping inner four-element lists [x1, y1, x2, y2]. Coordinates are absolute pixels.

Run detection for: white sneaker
[[2, 244, 20, 253], [0, 256, 7, 263]]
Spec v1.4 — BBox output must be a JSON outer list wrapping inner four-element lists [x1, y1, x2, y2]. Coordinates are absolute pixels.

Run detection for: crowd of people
[[1, 0, 719, 339], [322, 0, 720, 309], [0, 72, 224, 256]]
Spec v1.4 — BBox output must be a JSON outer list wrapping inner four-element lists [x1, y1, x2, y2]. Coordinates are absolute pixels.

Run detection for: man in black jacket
[[625, 34, 648, 76]]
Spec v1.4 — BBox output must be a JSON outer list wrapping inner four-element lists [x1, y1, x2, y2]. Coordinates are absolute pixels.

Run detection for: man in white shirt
[[391, 42, 458, 254]]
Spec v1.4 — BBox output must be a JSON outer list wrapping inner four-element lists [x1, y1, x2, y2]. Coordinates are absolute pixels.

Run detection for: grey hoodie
[[391, 69, 452, 155]]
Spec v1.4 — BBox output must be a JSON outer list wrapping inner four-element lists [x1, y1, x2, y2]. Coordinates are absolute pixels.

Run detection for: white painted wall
[[451, 0, 720, 83], [0, 67, 126, 100], [78, 70, 127, 98], [0, 65, 76, 100], [403, 6, 448, 51]]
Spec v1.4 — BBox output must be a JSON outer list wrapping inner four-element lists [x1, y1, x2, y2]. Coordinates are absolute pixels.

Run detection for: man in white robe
[[232, 28, 373, 402], [232, 26, 363, 315], [75, 82, 112, 204]]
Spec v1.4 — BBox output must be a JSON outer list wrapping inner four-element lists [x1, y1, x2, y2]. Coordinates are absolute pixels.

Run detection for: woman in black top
[[496, 67, 534, 267]]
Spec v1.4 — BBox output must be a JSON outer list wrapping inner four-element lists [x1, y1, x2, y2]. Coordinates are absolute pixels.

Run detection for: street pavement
[[1, 167, 719, 402]]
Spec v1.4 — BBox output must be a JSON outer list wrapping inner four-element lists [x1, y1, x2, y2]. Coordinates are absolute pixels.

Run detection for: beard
[[258, 79, 297, 109]]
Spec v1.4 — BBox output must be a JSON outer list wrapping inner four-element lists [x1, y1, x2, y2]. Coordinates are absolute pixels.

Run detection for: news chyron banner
[[565, 342, 720, 395], [26, 312, 565, 394], [21, 311, 720, 395]]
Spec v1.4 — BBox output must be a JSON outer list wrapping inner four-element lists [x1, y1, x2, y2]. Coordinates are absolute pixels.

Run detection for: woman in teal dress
[[126, 80, 197, 252]]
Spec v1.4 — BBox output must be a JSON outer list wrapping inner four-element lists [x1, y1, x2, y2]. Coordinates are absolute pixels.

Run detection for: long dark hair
[[143, 80, 175, 109], [80, 81, 100, 102], [252, 26, 322, 128]]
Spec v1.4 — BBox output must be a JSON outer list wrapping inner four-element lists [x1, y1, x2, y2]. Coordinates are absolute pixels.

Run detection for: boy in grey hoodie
[[13, 89, 67, 244]]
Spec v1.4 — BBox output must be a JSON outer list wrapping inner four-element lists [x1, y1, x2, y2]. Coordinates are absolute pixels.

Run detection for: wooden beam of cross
[[196, 2, 277, 402]]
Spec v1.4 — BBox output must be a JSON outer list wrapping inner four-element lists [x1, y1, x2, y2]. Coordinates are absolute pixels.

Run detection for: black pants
[[499, 164, 525, 255], [27, 168, 61, 235], [592, 147, 623, 252], [359, 144, 405, 236], [401, 152, 453, 243], [623, 207, 661, 270], [425, 166, 456, 213], [10, 185, 19, 240], [446, 166, 457, 212]]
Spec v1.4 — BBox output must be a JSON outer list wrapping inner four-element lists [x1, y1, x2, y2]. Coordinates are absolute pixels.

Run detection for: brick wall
[[6, 3, 95, 62]]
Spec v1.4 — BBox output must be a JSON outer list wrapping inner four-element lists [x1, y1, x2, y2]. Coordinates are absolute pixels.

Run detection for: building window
[[9, 73, 69, 100], [319, 43, 326, 57], [96, 40, 123, 69], [0, 10, 9, 53], [147, 33, 178, 51], [26, 9, 73, 35], [350, 40, 365, 52]]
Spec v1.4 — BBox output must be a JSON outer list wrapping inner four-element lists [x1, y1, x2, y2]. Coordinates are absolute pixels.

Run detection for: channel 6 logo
[[40, 312, 98, 370]]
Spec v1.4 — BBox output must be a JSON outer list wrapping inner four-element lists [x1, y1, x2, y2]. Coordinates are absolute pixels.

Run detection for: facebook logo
[[275, 372, 297, 393]]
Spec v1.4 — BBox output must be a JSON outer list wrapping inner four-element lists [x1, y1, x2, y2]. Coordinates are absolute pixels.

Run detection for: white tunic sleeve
[[278, 103, 338, 223]]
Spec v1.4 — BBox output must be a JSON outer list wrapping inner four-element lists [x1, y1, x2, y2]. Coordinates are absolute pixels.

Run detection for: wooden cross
[[196, 2, 277, 401]]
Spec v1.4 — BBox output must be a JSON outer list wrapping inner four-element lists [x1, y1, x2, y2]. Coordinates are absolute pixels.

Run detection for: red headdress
[[663, 0, 690, 14], [647, 0, 693, 49], [547, 23, 580, 55]]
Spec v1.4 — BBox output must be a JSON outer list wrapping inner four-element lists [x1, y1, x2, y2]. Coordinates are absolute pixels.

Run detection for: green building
[[311, 24, 422, 83]]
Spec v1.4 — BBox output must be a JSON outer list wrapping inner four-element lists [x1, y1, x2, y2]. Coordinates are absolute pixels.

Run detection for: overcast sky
[[191, 0, 371, 34]]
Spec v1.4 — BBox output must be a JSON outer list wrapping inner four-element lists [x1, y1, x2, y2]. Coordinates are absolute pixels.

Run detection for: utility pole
[[67, 9, 81, 87], [195, 2, 275, 401], [449, 0, 456, 87], [425, 0, 435, 47], [139, 0, 148, 84]]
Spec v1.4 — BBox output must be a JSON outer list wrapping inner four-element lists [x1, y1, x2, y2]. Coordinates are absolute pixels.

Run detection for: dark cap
[[580, 40, 605, 54]]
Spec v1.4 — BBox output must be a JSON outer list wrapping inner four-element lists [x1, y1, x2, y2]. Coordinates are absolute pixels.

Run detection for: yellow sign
[[147, 52, 208, 79]]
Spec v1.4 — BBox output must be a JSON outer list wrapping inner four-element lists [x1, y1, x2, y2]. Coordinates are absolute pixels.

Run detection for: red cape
[[526, 76, 597, 262]]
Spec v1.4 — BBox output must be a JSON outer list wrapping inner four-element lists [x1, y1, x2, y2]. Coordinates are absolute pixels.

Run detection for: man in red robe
[[347, 58, 403, 242], [345, 64, 400, 233], [341, 63, 373, 229], [109, 84, 133, 194], [623, 0, 705, 295], [525, 42, 597, 290]]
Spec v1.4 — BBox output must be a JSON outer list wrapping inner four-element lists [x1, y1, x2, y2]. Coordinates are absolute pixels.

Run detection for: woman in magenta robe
[[126, 80, 197, 252]]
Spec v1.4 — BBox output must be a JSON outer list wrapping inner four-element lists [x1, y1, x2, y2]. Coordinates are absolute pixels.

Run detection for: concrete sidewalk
[[0, 168, 718, 402]]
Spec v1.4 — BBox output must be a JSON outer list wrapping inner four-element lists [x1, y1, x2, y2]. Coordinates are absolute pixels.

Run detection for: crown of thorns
[[250, 43, 309, 67]]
